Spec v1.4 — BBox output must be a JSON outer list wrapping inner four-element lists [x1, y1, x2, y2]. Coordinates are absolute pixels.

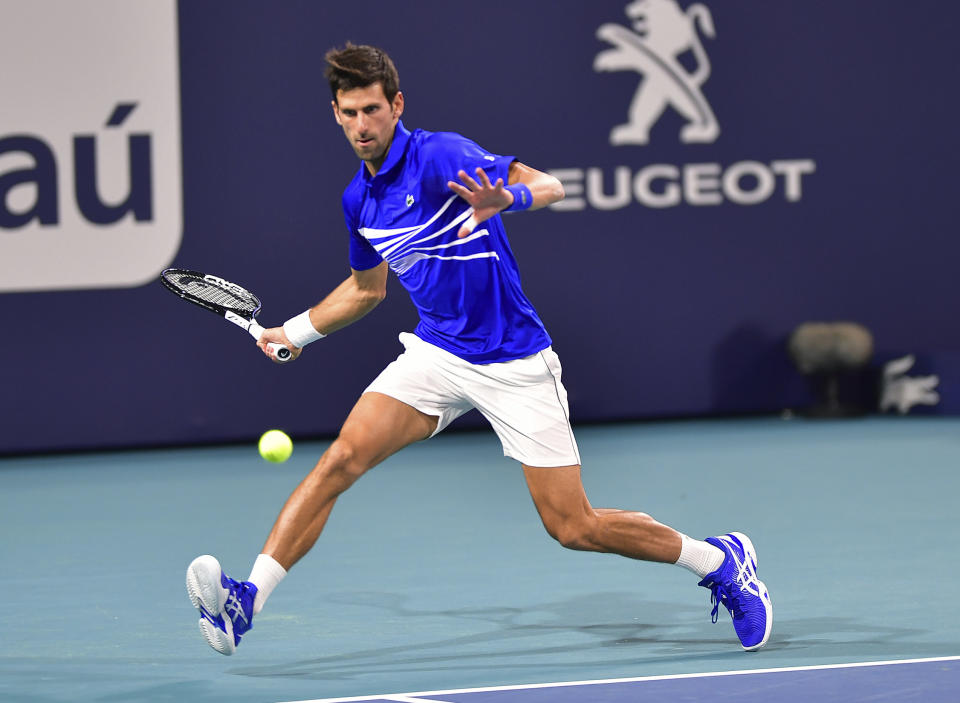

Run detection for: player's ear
[[392, 91, 404, 120], [332, 100, 342, 126]]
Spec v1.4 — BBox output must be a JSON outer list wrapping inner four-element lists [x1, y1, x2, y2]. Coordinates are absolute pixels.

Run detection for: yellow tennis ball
[[258, 429, 293, 463]]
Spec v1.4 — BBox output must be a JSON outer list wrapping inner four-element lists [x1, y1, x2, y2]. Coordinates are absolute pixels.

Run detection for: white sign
[[549, 0, 816, 211], [0, 0, 182, 292], [595, 0, 720, 145]]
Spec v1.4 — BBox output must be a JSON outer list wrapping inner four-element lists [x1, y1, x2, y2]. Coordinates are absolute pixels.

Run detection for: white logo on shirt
[[405, 194, 415, 207]]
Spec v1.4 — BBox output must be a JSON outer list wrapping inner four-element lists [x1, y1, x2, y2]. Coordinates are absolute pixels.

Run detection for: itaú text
[[547, 159, 816, 210]]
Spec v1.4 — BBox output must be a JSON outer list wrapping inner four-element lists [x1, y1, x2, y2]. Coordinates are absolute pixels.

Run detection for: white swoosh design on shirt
[[393, 248, 499, 275], [358, 196, 499, 274]]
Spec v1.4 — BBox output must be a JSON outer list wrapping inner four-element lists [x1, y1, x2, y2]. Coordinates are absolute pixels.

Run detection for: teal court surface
[[2, 416, 958, 702]]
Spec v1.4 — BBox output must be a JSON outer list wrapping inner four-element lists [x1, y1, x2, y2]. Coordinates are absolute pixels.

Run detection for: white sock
[[248, 553, 287, 615], [675, 534, 725, 578]]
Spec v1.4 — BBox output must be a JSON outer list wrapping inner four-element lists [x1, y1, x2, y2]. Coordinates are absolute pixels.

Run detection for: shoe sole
[[186, 555, 236, 655], [729, 532, 773, 651]]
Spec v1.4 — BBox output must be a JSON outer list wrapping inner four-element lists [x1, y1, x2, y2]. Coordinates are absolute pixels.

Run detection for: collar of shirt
[[359, 120, 412, 187]]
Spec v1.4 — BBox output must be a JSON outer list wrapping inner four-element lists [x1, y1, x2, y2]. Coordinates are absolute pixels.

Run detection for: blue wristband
[[504, 183, 533, 212]]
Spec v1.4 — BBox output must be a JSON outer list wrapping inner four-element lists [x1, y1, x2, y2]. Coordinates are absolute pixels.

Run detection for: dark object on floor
[[788, 322, 874, 417]]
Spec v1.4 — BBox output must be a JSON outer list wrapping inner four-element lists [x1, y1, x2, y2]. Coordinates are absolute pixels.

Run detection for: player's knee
[[315, 439, 369, 489], [545, 517, 596, 551]]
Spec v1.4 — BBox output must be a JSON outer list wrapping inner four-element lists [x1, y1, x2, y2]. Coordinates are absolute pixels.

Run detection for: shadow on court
[[229, 591, 954, 683]]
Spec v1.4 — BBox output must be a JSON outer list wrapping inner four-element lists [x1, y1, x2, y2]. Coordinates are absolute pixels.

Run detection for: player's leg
[[522, 463, 771, 649], [471, 347, 772, 650], [261, 390, 438, 569], [186, 333, 465, 655], [187, 391, 438, 655], [522, 464, 682, 561], [525, 461, 774, 651]]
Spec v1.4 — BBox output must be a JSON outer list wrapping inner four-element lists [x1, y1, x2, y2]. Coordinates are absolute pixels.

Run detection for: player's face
[[333, 82, 404, 175]]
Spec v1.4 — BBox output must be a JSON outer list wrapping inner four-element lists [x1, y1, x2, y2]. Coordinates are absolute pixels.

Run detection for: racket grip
[[248, 322, 293, 363], [267, 342, 292, 362]]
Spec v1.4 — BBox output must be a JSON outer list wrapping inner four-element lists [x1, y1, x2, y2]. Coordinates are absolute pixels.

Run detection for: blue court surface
[[282, 657, 960, 703], [2, 416, 958, 702]]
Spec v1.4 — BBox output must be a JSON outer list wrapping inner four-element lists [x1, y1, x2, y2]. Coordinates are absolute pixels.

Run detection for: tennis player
[[185, 43, 772, 655]]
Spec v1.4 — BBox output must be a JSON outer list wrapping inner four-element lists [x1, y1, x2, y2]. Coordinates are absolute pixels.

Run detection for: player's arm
[[506, 161, 565, 210], [449, 161, 564, 238], [300, 261, 388, 335], [256, 261, 388, 361]]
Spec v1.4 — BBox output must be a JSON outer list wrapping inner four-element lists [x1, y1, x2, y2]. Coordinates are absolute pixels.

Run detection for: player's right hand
[[257, 326, 303, 363]]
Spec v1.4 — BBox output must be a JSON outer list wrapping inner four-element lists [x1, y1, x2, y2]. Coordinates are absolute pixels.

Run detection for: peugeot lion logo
[[595, 0, 719, 145], [549, 0, 816, 211]]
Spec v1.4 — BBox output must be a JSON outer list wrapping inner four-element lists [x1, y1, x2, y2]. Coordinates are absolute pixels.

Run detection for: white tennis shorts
[[364, 332, 581, 467]]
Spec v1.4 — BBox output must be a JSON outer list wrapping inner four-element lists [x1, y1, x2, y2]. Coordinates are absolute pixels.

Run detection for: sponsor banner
[[0, 0, 181, 292], [2, 0, 959, 455], [550, 0, 815, 211]]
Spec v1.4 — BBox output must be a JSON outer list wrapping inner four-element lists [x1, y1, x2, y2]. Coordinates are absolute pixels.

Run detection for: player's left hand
[[448, 167, 514, 238]]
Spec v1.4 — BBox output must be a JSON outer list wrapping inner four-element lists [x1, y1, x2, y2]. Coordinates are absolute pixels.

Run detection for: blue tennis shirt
[[342, 121, 552, 364]]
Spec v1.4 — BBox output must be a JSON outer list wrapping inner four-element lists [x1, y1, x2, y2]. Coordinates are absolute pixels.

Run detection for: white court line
[[276, 655, 960, 703]]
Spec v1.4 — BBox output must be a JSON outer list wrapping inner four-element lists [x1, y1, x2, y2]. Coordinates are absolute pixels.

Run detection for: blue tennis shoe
[[186, 555, 257, 655], [698, 532, 772, 650]]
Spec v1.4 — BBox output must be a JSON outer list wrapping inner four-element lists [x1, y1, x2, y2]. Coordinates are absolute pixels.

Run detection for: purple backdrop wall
[[2, 1, 958, 454]]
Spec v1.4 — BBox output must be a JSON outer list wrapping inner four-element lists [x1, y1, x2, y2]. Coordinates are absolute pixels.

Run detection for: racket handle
[[267, 342, 292, 362], [248, 322, 293, 363]]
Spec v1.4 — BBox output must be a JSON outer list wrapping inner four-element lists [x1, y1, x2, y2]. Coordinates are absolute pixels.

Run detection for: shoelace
[[224, 579, 254, 633], [704, 579, 744, 623]]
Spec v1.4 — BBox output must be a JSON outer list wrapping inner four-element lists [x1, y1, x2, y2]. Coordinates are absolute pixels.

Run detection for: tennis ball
[[258, 429, 293, 463]]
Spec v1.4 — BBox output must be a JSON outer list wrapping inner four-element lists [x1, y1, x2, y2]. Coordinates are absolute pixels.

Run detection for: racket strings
[[164, 271, 260, 316]]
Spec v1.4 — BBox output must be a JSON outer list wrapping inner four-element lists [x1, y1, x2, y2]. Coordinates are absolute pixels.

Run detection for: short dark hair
[[324, 43, 400, 104]]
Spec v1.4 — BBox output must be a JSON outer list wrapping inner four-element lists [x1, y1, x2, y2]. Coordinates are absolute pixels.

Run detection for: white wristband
[[282, 310, 326, 348]]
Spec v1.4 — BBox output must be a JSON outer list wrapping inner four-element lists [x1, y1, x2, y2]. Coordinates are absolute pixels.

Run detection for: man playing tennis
[[185, 43, 772, 655]]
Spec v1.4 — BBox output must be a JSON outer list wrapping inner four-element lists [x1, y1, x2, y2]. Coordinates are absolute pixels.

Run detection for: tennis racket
[[160, 268, 292, 362]]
